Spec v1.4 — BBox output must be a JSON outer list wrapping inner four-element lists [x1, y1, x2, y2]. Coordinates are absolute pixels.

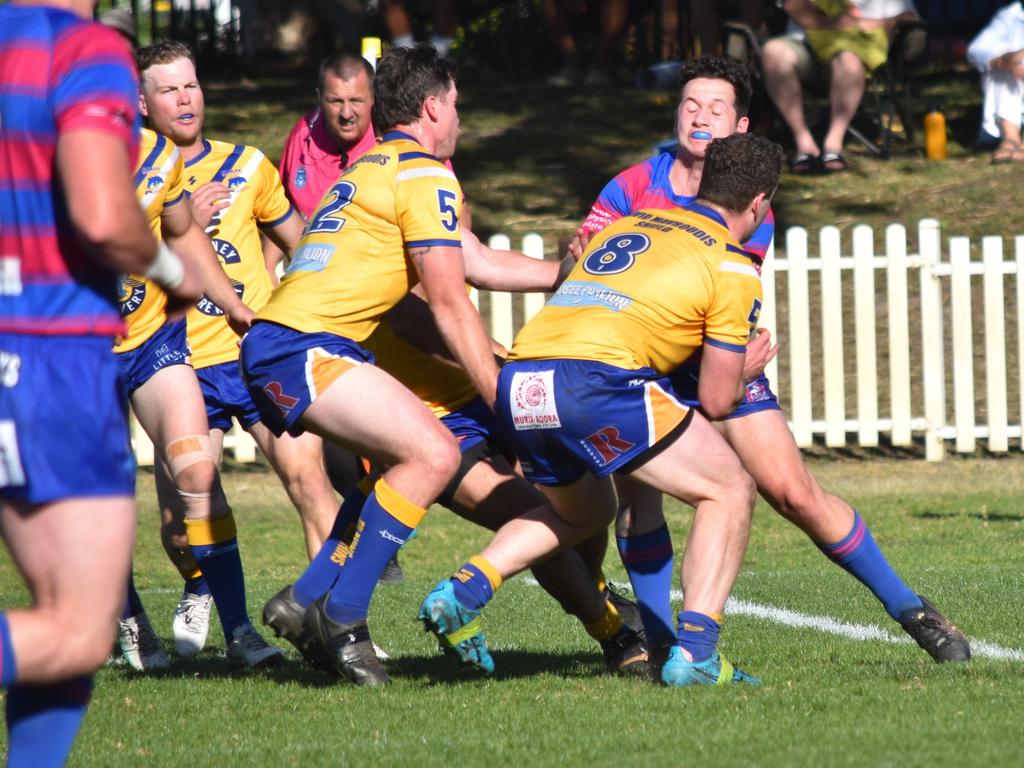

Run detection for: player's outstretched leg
[[897, 596, 970, 662]]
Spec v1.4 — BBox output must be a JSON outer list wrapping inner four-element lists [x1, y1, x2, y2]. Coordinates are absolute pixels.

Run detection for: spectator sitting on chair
[[967, 2, 1024, 164], [762, 0, 917, 173]]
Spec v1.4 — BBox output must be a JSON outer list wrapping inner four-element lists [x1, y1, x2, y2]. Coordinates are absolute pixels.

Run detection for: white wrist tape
[[146, 242, 185, 290]]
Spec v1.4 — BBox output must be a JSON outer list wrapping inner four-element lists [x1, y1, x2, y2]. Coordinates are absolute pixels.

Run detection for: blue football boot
[[418, 580, 494, 674], [660, 645, 760, 687]]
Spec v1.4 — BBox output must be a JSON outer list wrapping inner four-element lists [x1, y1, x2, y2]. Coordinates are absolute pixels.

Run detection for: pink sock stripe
[[828, 518, 866, 559]]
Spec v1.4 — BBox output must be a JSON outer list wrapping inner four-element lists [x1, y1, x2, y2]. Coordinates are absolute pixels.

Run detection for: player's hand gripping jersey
[[510, 204, 762, 374], [256, 131, 463, 341], [115, 128, 185, 352], [183, 139, 293, 369]]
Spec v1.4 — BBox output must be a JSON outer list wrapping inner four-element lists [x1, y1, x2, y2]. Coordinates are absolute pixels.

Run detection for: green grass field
[[1, 458, 1020, 766]]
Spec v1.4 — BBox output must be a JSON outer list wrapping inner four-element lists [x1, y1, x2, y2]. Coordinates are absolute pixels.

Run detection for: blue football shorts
[[494, 358, 692, 486], [117, 318, 190, 397], [669, 362, 780, 419], [0, 334, 135, 505], [195, 359, 262, 432], [240, 321, 374, 437]]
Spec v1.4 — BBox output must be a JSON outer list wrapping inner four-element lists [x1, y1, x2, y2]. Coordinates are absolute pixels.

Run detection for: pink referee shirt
[[278, 108, 378, 219]]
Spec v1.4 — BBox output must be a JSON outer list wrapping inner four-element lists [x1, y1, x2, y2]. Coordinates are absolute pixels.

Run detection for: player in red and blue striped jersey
[[0, 2, 199, 763], [574, 57, 969, 665]]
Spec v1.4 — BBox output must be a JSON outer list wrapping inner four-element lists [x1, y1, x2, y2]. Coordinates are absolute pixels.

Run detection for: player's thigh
[[628, 411, 750, 507], [535, 473, 618, 531], [130, 364, 209, 453], [303, 362, 457, 469], [451, 454, 548, 531], [1, 496, 134, 621], [717, 408, 817, 507]]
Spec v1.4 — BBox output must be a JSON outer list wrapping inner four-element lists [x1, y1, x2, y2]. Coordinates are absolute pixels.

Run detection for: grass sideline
[[0, 458, 1020, 766]]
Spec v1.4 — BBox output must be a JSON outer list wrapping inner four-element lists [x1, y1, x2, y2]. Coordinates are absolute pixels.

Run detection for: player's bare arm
[[161, 201, 254, 334], [58, 130, 201, 301], [262, 210, 306, 273], [697, 343, 748, 420], [409, 243, 500, 407], [460, 227, 571, 292]]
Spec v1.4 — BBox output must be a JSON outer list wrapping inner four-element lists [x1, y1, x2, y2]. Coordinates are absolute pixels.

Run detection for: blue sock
[[5, 676, 92, 768], [324, 480, 423, 625], [293, 481, 369, 607], [677, 611, 720, 663], [184, 574, 210, 598], [450, 560, 497, 611], [0, 612, 17, 687], [616, 524, 676, 646], [820, 510, 923, 620], [186, 514, 249, 641], [122, 570, 145, 620]]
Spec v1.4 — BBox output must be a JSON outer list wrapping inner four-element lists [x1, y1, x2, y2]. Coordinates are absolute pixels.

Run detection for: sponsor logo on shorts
[[0, 352, 20, 388], [510, 370, 561, 430], [581, 426, 635, 466], [263, 381, 300, 415]]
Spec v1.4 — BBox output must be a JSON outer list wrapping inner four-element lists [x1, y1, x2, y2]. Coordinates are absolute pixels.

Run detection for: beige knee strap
[[166, 435, 216, 478]]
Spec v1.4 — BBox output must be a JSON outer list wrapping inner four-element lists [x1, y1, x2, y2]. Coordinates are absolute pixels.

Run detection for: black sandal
[[820, 151, 848, 173], [789, 152, 818, 174]]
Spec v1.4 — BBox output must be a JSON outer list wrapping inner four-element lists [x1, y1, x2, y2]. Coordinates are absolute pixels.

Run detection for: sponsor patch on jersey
[[119, 276, 147, 316], [195, 281, 245, 316], [295, 167, 307, 189], [286, 243, 335, 273], [510, 369, 561, 430], [211, 238, 243, 265], [0, 352, 21, 388]]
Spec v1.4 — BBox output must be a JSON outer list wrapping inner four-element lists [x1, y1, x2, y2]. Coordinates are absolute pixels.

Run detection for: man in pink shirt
[[279, 53, 377, 219]]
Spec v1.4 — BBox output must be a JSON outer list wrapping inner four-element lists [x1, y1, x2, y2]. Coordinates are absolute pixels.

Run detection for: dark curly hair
[[678, 56, 752, 117], [372, 44, 457, 132], [697, 133, 784, 213]]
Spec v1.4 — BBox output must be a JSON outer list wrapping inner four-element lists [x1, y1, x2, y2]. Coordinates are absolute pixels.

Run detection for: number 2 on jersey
[[306, 180, 356, 235]]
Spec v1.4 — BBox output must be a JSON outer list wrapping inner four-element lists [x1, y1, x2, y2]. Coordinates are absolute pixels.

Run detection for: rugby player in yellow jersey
[[241, 45, 529, 685], [420, 134, 784, 686], [136, 40, 339, 664], [115, 125, 257, 668]]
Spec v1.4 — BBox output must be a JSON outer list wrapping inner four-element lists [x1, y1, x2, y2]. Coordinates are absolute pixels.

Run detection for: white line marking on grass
[[522, 578, 1024, 661]]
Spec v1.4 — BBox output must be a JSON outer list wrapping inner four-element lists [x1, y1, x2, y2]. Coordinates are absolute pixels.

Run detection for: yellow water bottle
[[362, 36, 382, 70], [924, 103, 947, 160]]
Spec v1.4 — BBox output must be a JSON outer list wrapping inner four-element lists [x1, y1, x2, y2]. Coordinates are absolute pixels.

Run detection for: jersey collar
[[381, 129, 420, 145], [184, 139, 212, 168]]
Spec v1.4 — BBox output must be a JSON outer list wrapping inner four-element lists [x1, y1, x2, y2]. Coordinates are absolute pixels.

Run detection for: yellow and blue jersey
[[509, 204, 763, 374], [183, 138, 293, 370], [115, 127, 185, 352], [256, 130, 463, 342]]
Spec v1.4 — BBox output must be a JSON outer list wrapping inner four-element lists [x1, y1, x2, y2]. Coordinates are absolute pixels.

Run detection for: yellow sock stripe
[[468, 555, 503, 592], [445, 615, 483, 646], [595, 571, 607, 595], [355, 476, 375, 497], [373, 478, 426, 529], [184, 514, 237, 546], [181, 567, 203, 580], [585, 606, 624, 641], [717, 657, 734, 686], [708, 612, 723, 624]]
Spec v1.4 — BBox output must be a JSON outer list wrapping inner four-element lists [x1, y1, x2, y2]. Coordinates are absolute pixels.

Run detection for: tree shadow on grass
[[913, 510, 1024, 523]]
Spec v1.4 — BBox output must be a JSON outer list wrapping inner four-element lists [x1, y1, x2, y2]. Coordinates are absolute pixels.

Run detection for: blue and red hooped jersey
[[581, 150, 775, 265], [0, 5, 140, 336]]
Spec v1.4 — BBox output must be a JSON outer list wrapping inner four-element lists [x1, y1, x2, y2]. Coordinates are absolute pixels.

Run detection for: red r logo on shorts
[[583, 426, 634, 465], [263, 381, 299, 415]]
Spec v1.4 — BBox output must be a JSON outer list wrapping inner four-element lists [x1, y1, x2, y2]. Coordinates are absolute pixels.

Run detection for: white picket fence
[[131, 218, 1024, 464]]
